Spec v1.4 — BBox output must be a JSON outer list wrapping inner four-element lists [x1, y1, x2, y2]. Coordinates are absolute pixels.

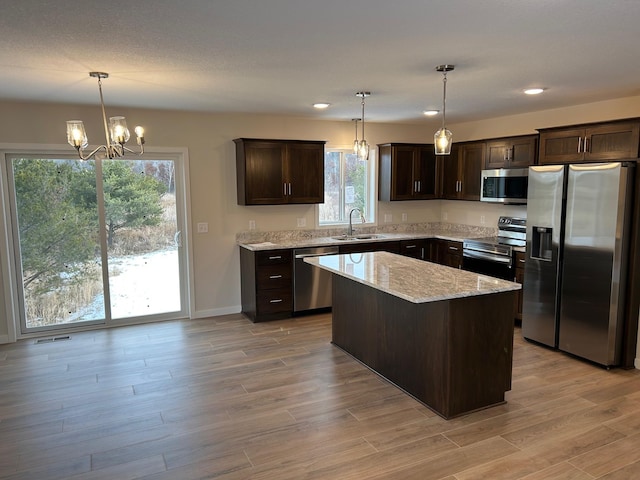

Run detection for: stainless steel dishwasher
[[293, 246, 339, 312]]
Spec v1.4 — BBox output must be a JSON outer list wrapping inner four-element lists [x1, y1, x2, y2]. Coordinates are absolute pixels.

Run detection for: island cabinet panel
[[235, 138, 325, 205], [378, 143, 439, 201], [538, 121, 640, 164], [240, 247, 293, 322], [331, 274, 515, 419]]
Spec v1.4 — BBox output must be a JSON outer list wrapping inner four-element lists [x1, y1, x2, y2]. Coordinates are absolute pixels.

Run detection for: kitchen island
[[305, 251, 521, 419]]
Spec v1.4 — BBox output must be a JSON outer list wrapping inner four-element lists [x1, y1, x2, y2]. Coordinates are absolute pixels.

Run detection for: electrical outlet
[[384, 214, 392, 223], [249, 220, 256, 230], [197, 222, 208, 233], [296, 218, 306, 227], [401, 213, 407, 222], [442, 212, 448, 221], [480, 215, 486, 224]]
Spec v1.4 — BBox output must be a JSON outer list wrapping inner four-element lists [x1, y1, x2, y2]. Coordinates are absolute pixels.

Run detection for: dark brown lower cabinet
[[514, 251, 525, 321], [240, 248, 292, 322]]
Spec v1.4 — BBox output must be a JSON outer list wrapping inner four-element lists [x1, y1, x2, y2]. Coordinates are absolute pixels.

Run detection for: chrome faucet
[[347, 208, 365, 236]]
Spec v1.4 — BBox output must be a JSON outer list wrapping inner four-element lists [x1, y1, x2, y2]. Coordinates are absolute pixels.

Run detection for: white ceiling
[[1, 0, 639, 124]]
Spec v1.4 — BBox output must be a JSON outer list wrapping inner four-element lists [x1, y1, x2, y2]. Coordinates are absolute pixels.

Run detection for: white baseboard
[[0, 334, 9, 344], [635, 357, 640, 370], [191, 305, 241, 319]]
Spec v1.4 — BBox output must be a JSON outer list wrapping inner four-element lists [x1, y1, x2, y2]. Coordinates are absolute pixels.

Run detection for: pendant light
[[434, 65, 454, 155], [352, 118, 360, 155], [355, 92, 370, 160]]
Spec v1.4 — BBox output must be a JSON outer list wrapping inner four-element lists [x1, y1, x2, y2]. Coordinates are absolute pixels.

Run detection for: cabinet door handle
[[417, 180, 421, 192], [584, 136, 589, 153], [269, 299, 283, 303], [268, 255, 282, 260], [449, 246, 459, 251], [269, 274, 283, 279], [405, 244, 417, 249], [519, 259, 525, 264], [288, 183, 292, 195], [283, 183, 287, 196], [577, 137, 582, 153]]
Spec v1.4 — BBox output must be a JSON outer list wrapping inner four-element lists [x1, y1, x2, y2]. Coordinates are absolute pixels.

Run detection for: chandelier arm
[[122, 144, 145, 155], [76, 145, 107, 161]]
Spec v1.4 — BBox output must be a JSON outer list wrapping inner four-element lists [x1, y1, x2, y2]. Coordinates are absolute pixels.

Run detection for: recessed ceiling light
[[313, 103, 330, 109], [423, 110, 439, 116], [524, 88, 545, 95]]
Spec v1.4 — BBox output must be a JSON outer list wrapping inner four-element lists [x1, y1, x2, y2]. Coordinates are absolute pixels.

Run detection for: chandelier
[[434, 65, 454, 155], [66, 72, 145, 160], [354, 92, 370, 160]]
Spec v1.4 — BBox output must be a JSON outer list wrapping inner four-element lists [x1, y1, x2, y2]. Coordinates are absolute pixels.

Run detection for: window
[[318, 148, 376, 226]]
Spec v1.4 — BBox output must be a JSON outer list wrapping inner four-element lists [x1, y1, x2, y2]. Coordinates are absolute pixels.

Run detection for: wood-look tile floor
[[0, 313, 639, 479]]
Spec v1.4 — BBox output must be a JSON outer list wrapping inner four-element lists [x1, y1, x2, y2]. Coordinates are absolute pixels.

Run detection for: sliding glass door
[[5, 153, 188, 334]]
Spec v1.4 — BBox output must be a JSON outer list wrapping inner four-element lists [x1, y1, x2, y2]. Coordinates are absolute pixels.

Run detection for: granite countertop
[[305, 251, 521, 303], [237, 224, 496, 251]]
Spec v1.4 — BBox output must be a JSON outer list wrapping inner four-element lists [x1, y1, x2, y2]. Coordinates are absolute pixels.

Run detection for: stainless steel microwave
[[480, 168, 528, 204]]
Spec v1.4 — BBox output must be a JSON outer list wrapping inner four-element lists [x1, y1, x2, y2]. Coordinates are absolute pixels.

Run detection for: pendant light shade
[[355, 92, 370, 160], [434, 65, 454, 155]]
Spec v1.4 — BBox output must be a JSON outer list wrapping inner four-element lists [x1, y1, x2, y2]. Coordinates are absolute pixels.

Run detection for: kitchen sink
[[332, 234, 384, 241]]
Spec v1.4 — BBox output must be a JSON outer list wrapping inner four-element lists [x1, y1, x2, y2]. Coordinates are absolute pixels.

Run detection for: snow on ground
[[68, 248, 180, 323]]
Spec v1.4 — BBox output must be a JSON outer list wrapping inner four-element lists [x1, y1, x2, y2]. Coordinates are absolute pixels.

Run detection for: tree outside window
[[318, 149, 375, 225]]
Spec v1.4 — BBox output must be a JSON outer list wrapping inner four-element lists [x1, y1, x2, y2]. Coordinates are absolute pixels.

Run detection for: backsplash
[[236, 222, 497, 244]]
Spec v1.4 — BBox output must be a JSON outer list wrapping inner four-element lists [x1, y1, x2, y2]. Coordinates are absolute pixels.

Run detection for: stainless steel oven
[[462, 217, 526, 281]]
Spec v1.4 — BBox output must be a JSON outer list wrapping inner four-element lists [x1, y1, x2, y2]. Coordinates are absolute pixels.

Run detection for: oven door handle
[[463, 249, 512, 266]]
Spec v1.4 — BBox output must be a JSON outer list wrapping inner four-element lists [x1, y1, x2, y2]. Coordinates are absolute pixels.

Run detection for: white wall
[[0, 94, 639, 367]]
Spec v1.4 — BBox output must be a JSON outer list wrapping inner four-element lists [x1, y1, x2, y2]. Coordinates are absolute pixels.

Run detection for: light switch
[[197, 222, 208, 233], [297, 218, 306, 227]]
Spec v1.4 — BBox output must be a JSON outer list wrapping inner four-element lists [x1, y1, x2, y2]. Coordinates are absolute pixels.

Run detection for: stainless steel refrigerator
[[522, 162, 635, 367]]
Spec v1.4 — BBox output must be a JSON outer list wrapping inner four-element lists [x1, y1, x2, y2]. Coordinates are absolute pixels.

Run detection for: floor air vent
[[35, 335, 71, 344]]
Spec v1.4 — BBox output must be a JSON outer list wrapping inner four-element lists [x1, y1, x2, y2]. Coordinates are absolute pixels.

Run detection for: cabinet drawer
[[257, 290, 292, 315], [399, 239, 424, 259], [256, 249, 292, 266], [256, 264, 291, 290]]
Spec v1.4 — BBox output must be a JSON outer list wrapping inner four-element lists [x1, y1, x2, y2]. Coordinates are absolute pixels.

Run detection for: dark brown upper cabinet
[[538, 120, 640, 165], [378, 143, 439, 201], [235, 138, 325, 205], [485, 135, 538, 169], [441, 142, 485, 201]]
